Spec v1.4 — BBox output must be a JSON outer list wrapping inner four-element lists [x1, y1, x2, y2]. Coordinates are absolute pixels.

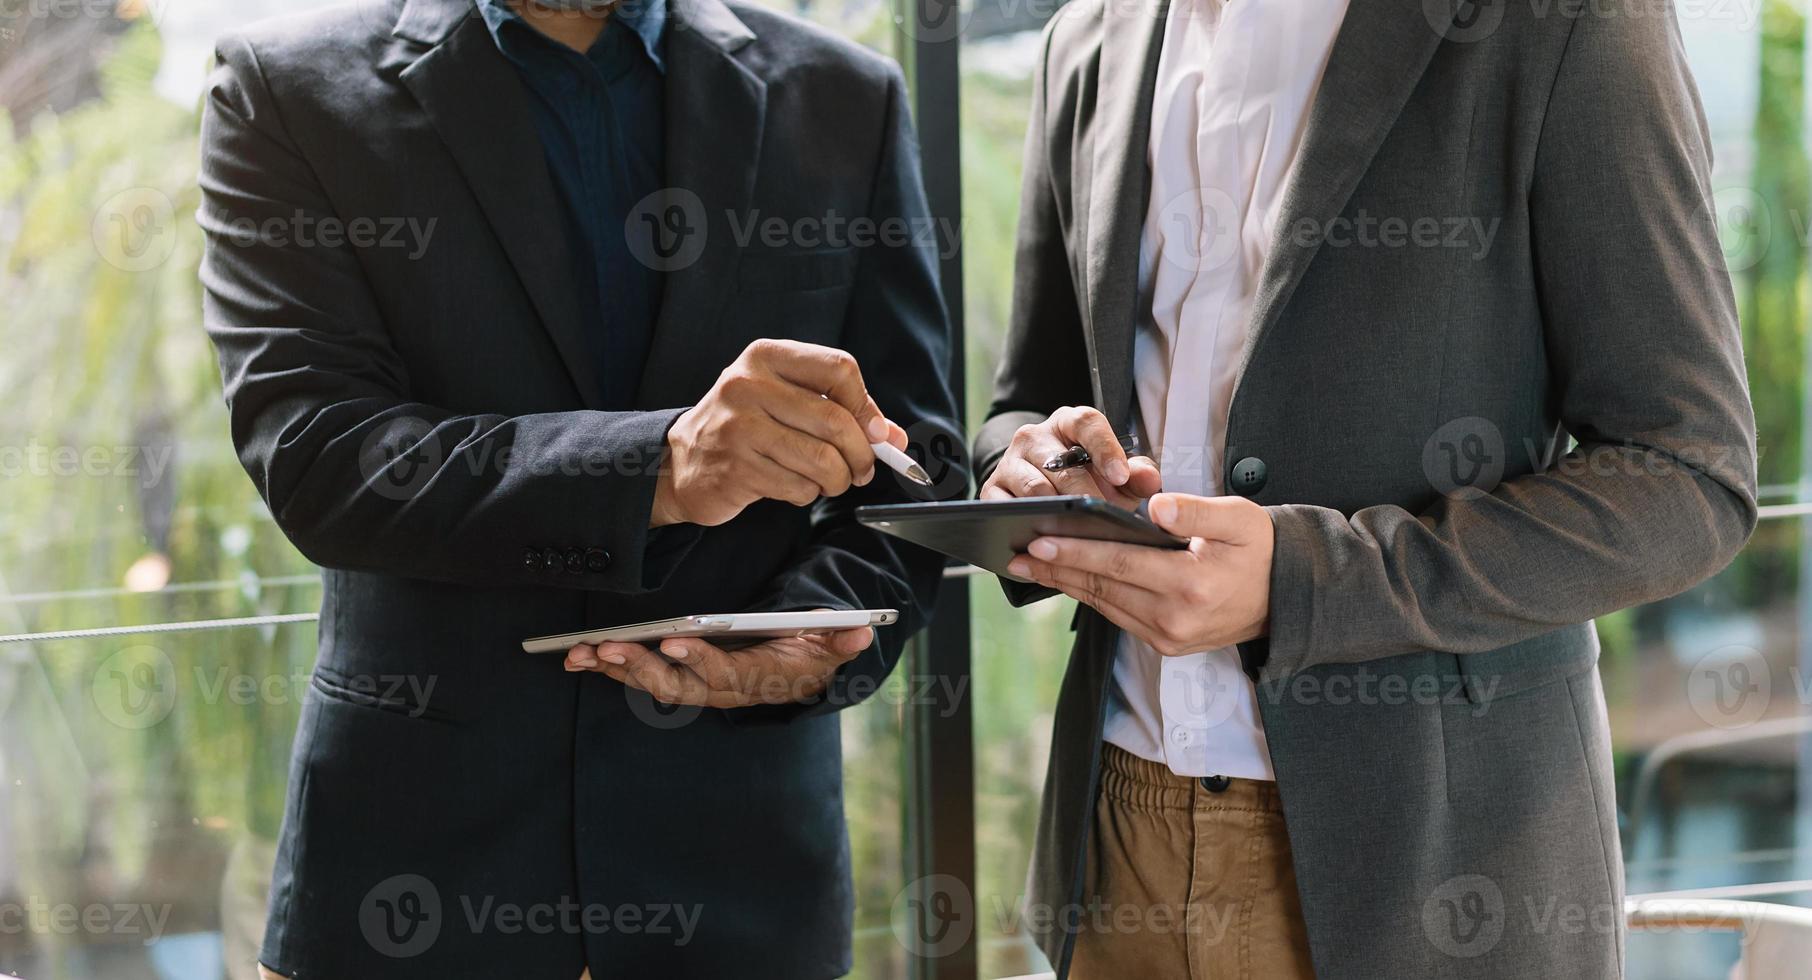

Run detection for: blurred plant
[[0, 19, 316, 970]]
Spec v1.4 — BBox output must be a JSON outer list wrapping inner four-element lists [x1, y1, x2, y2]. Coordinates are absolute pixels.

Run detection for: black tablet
[[855, 495, 1188, 582]]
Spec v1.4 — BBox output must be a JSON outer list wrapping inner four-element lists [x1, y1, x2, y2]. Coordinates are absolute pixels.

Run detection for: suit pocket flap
[[1455, 623, 1599, 704]]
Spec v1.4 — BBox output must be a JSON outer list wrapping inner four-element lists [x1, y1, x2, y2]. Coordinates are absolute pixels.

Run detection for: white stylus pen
[[871, 440, 933, 486]]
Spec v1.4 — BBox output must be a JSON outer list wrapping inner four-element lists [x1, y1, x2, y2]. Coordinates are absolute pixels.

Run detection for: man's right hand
[[651, 339, 908, 528], [979, 406, 1161, 509]]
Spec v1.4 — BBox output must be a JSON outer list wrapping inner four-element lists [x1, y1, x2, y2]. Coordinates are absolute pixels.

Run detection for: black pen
[[1040, 433, 1143, 473]]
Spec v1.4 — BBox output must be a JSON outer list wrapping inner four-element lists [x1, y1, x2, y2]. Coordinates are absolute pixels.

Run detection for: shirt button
[[1169, 726, 1194, 748], [1230, 456, 1268, 497]]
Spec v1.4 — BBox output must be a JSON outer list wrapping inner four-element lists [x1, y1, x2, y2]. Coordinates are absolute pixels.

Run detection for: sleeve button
[[563, 548, 585, 574], [585, 547, 612, 573], [542, 551, 562, 572], [523, 547, 542, 570]]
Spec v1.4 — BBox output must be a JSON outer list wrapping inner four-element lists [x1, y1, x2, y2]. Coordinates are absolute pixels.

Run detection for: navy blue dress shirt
[[479, 0, 667, 409]]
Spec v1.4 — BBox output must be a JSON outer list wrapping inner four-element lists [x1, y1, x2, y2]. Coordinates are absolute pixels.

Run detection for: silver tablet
[[521, 609, 899, 654]]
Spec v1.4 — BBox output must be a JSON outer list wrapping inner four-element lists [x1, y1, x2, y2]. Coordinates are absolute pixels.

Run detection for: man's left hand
[[563, 627, 872, 707], [1006, 493, 1275, 655]]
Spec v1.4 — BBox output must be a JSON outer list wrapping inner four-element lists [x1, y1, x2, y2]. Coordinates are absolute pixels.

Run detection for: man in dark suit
[[197, 0, 958, 975], [975, 0, 1755, 977]]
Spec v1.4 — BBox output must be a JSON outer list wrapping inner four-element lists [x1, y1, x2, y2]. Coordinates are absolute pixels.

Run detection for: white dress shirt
[[1102, 0, 1351, 780]]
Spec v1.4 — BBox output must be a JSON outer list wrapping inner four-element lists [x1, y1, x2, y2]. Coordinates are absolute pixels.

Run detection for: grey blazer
[[974, 0, 1758, 977]]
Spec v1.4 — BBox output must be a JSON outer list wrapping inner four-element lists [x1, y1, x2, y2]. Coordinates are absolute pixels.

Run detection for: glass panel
[[957, 8, 1067, 977], [0, 2, 910, 977]]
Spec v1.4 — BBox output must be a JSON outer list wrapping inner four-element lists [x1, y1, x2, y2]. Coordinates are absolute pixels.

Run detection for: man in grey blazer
[[975, 0, 1756, 977]]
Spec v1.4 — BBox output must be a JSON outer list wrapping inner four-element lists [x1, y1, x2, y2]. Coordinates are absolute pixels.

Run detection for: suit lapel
[[395, 3, 604, 407], [1082, 0, 1170, 433], [1229, 0, 1455, 393], [633, 0, 764, 408]]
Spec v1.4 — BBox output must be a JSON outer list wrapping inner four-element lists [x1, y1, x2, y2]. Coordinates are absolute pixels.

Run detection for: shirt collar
[[477, 0, 668, 73]]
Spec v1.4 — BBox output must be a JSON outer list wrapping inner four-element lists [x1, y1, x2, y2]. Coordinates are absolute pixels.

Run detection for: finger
[[988, 455, 1062, 499], [822, 626, 874, 659], [1042, 458, 1112, 498], [1051, 406, 1129, 486], [1150, 493, 1242, 540], [1004, 557, 1157, 639], [880, 416, 909, 451], [618, 643, 708, 705], [1026, 535, 1174, 588], [763, 387, 875, 484], [1010, 551, 1164, 618], [758, 340, 875, 433], [757, 421, 854, 498], [1052, 585, 1154, 648], [743, 446, 824, 507], [664, 636, 746, 692], [564, 644, 599, 670], [1124, 456, 1164, 498], [856, 393, 901, 446], [566, 641, 637, 673]]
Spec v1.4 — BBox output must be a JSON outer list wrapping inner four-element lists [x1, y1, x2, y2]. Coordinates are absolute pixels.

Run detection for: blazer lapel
[[633, 0, 765, 409], [1230, 0, 1455, 393], [394, 0, 604, 408], [1082, 0, 1170, 434]]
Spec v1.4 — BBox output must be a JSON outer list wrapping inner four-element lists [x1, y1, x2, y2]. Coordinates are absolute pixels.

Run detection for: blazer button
[[563, 548, 585, 574], [522, 547, 542, 570], [1230, 456, 1267, 497], [542, 551, 562, 572], [585, 547, 612, 573]]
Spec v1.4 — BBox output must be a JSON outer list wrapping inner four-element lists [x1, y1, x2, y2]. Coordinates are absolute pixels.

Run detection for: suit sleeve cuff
[[1258, 504, 1321, 682]]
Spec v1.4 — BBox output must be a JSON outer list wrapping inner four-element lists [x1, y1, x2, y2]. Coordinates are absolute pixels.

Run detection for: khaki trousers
[[1069, 744, 1317, 980]]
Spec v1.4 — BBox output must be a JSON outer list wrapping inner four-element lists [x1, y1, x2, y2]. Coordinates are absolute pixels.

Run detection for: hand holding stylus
[[979, 405, 1161, 509]]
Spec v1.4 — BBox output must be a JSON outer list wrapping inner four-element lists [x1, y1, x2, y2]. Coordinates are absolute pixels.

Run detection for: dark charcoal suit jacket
[[975, 0, 1758, 977], [198, 0, 959, 975]]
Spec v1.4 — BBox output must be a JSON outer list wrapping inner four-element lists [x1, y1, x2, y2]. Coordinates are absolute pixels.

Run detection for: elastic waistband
[[1098, 742, 1282, 813]]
